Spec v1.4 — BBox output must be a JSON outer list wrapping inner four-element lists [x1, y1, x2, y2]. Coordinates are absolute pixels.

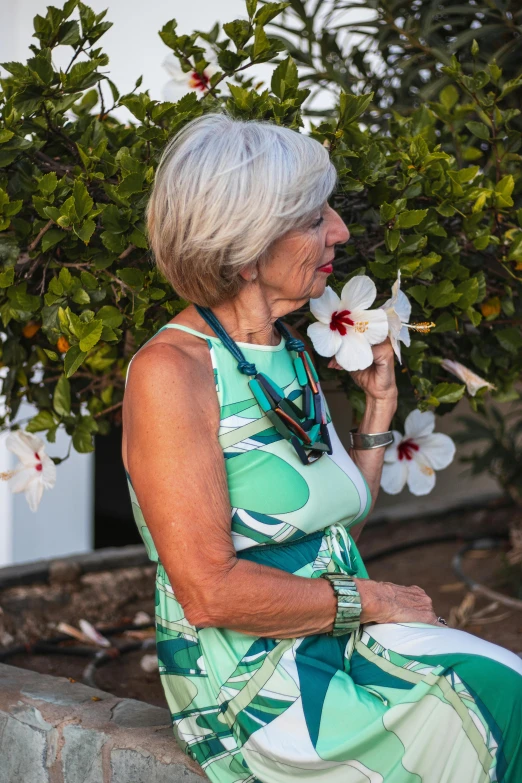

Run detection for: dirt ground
[[3, 500, 522, 708]]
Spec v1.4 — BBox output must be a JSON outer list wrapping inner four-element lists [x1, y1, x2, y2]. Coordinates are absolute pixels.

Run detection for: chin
[[309, 275, 328, 300]]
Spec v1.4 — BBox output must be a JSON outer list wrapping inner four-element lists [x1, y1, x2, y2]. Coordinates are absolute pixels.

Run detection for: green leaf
[[53, 375, 71, 417], [118, 267, 144, 288], [427, 280, 462, 308], [494, 174, 515, 206], [72, 180, 93, 221], [71, 287, 90, 304], [385, 228, 400, 252], [254, 2, 289, 26], [64, 344, 87, 377], [455, 277, 479, 310], [97, 305, 124, 327], [58, 267, 74, 292], [439, 84, 459, 110], [395, 209, 428, 229], [41, 228, 65, 253], [271, 56, 298, 100], [26, 409, 57, 433], [465, 121, 490, 141], [76, 219, 96, 244], [79, 318, 103, 352], [223, 19, 252, 50], [379, 202, 396, 223], [80, 270, 98, 289], [0, 268, 15, 287], [253, 24, 270, 58], [432, 382, 466, 404], [100, 230, 127, 254], [436, 201, 455, 217], [339, 92, 373, 127], [117, 173, 144, 198], [495, 328, 522, 355], [72, 419, 97, 453], [406, 285, 427, 307], [38, 172, 58, 196]]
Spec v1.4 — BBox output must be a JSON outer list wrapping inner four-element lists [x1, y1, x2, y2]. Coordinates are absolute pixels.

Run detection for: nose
[[326, 205, 350, 246]]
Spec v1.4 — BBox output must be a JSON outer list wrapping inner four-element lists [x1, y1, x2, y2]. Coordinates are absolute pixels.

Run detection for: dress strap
[[161, 323, 215, 341]]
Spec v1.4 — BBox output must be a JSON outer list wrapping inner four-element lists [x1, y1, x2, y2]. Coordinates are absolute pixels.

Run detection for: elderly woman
[[122, 113, 522, 783]]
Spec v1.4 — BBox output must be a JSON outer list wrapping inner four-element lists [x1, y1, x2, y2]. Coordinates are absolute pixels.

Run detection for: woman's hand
[[327, 338, 397, 402], [354, 578, 445, 626]]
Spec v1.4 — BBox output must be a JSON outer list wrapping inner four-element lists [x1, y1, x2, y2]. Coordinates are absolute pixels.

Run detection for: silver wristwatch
[[348, 428, 394, 450]]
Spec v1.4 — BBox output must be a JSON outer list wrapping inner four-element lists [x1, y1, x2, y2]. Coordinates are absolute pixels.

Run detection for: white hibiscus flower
[[307, 276, 389, 372], [380, 409, 456, 496], [162, 53, 217, 101], [1, 430, 56, 511], [381, 271, 412, 363], [441, 359, 496, 397]]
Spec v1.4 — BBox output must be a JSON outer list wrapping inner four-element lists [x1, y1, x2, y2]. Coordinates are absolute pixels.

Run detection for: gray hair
[[146, 112, 337, 307]]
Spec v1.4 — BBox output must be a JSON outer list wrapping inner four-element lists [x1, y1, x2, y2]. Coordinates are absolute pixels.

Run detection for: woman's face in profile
[[259, 203, 350, 308]]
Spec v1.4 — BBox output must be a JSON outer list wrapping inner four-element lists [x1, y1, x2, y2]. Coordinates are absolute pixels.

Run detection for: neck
[[206, 288, 293, 347]]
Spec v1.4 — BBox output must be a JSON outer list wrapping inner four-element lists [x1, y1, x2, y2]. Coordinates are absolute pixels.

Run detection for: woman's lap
[[348, 621, 522, 783]]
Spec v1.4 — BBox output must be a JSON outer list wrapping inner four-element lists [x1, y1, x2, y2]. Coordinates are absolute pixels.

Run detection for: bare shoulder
[[123, 327, 219, 430]]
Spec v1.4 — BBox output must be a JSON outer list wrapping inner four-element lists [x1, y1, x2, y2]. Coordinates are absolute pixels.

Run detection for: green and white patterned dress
[[125, 323, 522, 783]]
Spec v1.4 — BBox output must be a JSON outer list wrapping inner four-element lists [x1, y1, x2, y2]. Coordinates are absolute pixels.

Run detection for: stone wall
[[0, 663, 204, 783]]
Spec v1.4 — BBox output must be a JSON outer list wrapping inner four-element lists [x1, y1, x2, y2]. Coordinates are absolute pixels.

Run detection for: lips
[[317, 261, 333, 273]]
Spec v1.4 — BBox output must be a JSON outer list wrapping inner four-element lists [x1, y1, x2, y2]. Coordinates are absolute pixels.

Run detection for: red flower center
[[34, 452, 42, 472], [330, 309, 354, 336], [189, 70, 210, 91], [398, 439, 419, 461]]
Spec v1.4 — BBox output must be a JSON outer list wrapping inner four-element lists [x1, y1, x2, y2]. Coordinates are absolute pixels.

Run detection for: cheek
[[265, 232, 323, 292]]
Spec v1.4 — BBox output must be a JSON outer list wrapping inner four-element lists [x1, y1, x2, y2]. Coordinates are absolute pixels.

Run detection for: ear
[[239, 264, 258, 282]]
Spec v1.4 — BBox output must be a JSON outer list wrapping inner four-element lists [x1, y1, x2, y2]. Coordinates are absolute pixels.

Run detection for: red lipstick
[[317, 262, 333, 274]]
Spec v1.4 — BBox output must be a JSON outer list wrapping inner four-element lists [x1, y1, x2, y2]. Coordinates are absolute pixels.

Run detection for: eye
[[311, 216, 324, 229]]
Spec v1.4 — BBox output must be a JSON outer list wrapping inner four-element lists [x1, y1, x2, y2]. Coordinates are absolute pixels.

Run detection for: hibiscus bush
[[0, 0, 520, 481]]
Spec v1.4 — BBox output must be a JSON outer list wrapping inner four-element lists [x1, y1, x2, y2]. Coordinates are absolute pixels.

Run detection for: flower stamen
[[403, 321, 436, 334], [355, 321, 369, 334], [330, 309, 354, 335], [398, 439, 420, 461]]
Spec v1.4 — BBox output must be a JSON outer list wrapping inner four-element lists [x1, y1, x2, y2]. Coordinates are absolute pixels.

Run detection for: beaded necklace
[[195, 305, 333, 465]]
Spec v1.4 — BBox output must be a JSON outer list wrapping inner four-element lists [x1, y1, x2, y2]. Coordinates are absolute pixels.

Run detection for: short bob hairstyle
[[147, 112, 337, 307]]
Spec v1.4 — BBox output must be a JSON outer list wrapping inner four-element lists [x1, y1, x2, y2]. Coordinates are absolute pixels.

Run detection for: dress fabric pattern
[[125, 323, 522, 783]]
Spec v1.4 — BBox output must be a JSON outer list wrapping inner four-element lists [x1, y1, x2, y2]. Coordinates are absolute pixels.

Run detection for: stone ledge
[[0, 663, 205, 783]]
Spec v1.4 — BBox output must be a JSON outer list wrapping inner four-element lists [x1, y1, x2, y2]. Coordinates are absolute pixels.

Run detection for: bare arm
[[124, 339, 439, 635], [327, 339, 397, 543], [124, 342, 337, 638]]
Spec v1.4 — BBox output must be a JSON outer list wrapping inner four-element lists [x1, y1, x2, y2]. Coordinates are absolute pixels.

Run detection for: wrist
[[365, 390, 398, 408], [354, 578, 387, 624], [357, 395, 397, 436]]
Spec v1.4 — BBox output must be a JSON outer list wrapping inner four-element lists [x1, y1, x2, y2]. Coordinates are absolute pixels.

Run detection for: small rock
[[140, 654, 158, 673], [133, 610, 152, 626], [48, 560, 82, 586]]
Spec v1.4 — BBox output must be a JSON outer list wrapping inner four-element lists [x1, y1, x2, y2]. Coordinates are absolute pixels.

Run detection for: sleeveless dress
[[125, 322, 522, 783]]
